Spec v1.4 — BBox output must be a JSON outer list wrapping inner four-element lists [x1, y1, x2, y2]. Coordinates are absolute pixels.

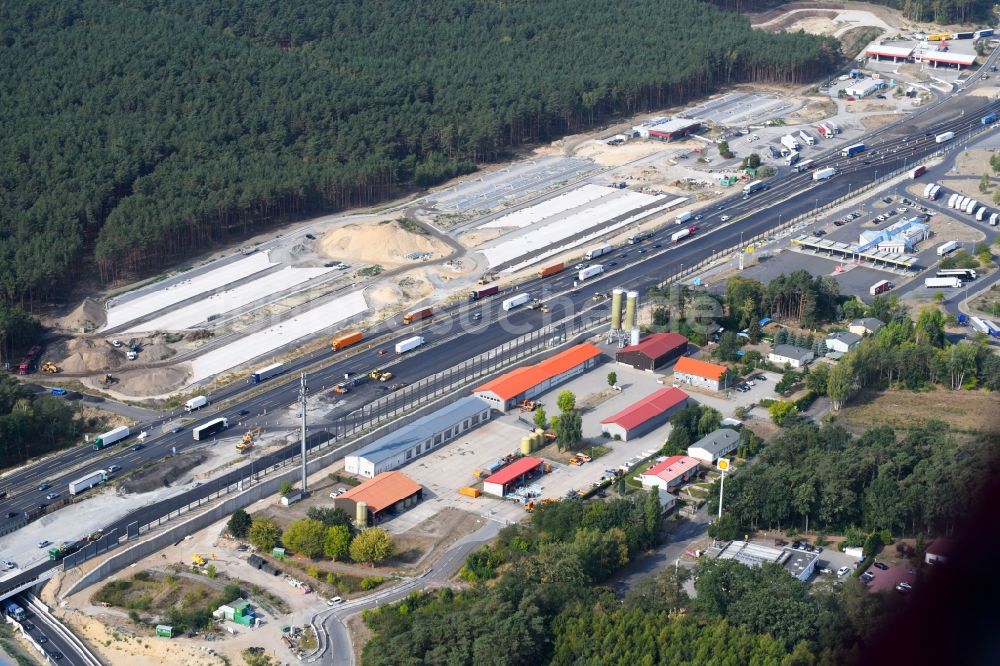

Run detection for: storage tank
[[630, 328, 641, 346], [355, 501, 368, 528], [623, 291, 638, 331], [610, 288, 624, 330], [520, 435, 533, 455]]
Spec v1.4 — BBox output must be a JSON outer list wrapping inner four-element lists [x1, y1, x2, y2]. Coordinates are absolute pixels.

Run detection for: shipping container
[[925, 277, 962, 288], [184, 395, 207, 412], [93, 425, 130, 450], [578, 264, 605, 281], [395, 336, 425, 354], [251, 362, 285, 383], [935, 131, 955, 143], [468, 285, 500, 301], [936, 241, 961, 256], [869, 280, 893, 296], [402, 307, 433, 325], [502, 293, 531, 311], [585, 244, 612, 260], [537, 263, 565, 279], [812, 167, 837, 181], [458, 487, 481, 498], [908, 165, 927, 179], [193, 418, 228, 441], [69, 470, 107, 495], [331, 331, 364, 351]]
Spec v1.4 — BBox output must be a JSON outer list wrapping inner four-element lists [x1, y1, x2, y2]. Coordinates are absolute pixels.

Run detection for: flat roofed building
[[334, 471, 423, 526], [637, 455, 701, 491], [849, 318, 885, 336], [345, 396, 491, 477], [767, 344, 815, 369], [599, 387, 689, 441], [615, 332, 688, 371], [473, 344, 602, 411], [714, 540, 818, 581], [825, 331, 862, 354]]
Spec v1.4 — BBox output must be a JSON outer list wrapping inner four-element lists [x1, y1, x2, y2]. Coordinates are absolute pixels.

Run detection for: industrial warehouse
[[344, 396, 493, 477], [615, 332, 689, 371], [334, 471, 423, 526], [472, 343, 603, 411], [599, 387, 690, 441]]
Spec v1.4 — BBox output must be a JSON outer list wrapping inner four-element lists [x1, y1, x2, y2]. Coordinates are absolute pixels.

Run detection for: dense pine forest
[[0, 0, 840, 302]]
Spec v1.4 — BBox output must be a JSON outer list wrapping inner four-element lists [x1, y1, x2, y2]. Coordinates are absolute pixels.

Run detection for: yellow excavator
[[236, 426, 261, 453], [42, 362, 58, 373]]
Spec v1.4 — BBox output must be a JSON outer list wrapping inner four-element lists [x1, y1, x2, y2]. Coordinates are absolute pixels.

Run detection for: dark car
[[37, 482, 50, 491], [132, 444, 144, 452], [608, 261, 618, 267], [652, 243, 662, 249], [38, 503, 48, 510], [305, 233, 316, 240], [873, 562, 889, 570], [834, 220, 845, 226], [48, 651, 63, 660], [37, 635, 48, 644], [6, 512, 18, 519], [814, 229, 826, 236], [239, 409, 250, 416], [171, 426, 183, 434]]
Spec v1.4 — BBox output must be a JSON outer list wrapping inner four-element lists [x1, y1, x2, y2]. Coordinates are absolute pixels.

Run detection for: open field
[[837, 389, 1000, 435]]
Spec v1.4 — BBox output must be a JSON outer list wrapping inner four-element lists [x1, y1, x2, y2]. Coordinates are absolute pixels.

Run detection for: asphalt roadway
[[3, 53, 1000, 611]]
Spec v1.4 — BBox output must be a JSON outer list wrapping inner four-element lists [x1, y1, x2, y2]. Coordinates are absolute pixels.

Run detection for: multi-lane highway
[[2, 56, 999, 609]]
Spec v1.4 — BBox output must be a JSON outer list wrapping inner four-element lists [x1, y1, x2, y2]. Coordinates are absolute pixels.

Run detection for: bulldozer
[[236, 426, 261, 453], [41, 362, 58, 374]]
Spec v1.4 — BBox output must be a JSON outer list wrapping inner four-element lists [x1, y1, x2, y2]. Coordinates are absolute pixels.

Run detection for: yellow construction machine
[[42, 362, 58, 373], [236, 426, 261, 453]]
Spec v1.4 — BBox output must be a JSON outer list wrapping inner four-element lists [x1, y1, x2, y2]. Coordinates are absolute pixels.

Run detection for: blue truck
[[981, 112, 998, 125], [5, 603, 26, 622], [841, 143, 865, 158]]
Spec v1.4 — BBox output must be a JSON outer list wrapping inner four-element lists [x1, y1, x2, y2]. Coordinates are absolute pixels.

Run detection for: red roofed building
[[672, 356, 730, 391], [600, 387, 689, 441], [473, 343, 602, 411], [482, 457, 544, 497], [925, 537, 954, 565], [637, 455, 701, 491], [615, 333, 688, 371], [914, 50, 977, 68]]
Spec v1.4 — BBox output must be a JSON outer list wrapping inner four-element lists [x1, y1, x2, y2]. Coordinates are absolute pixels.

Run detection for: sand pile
[[57, 298, 106, 332], [59, 338, 122, 373], [113, 366, 189, 396], [139, 339, 176, 363], [366, 269, 434, 309], [320, 220, 448, 264]]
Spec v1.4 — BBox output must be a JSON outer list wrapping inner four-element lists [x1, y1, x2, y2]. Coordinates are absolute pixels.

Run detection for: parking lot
[[681, 93, 801, 128]]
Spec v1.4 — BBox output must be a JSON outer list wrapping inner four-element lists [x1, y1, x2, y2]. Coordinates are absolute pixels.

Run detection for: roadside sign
[[717, 459, 730, 471]]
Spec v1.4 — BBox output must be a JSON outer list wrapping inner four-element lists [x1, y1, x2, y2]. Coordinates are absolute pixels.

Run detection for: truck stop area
[[791, 234, 916, 271]]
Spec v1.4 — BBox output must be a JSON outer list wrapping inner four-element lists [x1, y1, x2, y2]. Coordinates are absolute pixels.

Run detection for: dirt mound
[[118, 451, 208, 494], [320, 220, 448, 265], [57, 298, 106, 333], [58, 338, 123, 373], [113, 365, 190, 396], [366, 269, 434, 309], [140, 339, 176, 363]]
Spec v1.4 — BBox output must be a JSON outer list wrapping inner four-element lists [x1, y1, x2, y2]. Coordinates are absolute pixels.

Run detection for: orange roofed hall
[[473, 343, 602, 411], [334, 471, 423, 527], [672, 356, 730, 391]]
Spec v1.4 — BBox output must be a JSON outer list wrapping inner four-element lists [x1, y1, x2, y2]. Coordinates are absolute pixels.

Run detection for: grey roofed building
[[345, 396, 492, 477], [849, 317, 885, 336], [712, 540, 819, 581], [687, 428, 740, 463], [824, 331, 862, 354], [768, 344, 815, 368]]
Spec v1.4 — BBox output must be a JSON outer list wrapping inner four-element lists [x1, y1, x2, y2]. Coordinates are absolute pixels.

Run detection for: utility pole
[[299, 372, 308, 493]]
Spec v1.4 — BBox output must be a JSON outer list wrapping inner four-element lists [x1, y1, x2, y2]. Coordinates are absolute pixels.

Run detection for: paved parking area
[[681, 93, 801, 128]]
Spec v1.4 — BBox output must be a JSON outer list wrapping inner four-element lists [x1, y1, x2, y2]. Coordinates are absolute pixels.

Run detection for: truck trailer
[[965, 199, 979, 214], [69, 470, 107, 496], [671, 227, 696, 243], [578, 264, 605, 281], [977, 207, 990, 221], [331, 331, 364, 351], [468, 285, 500, 301], [925, 277, 962, 288], [402, 307, 433, 325], [251, 362, 285, 382], [184, 395, 207, 412], [537, 263, 565, 278], [922, 183, 934, 198], [841, 143, 865, 157], [502, 293, 531, 311], [674, 211, 693, 225], [743, 180, 767, 196], [93, 425, 130, 450], [585, 244, 612, 260], [948, 193, 960, 208], [869, 280, 893, 296], [937, 241, 961, 256], [909, 165, 927, 179], [780, 134, 800, 151], [990, 213, 999, 226], [798, 130, 816, 146], [812, 167, 837, 181], [785, 151, 800, 166], [935, 131, 955, 143], [395, 336, 425, 354]]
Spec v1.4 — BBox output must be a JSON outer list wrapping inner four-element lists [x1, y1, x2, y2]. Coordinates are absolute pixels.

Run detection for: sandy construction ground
[[861, 113, 908, 130], [320, 220, 448, 266], [940, 177, 997, 207], [954, 149, 994, 178], [573, 138, 698, 167]]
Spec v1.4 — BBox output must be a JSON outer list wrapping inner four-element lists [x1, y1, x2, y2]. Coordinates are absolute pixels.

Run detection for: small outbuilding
[[767, 344, 815, 369], [599, 387, 689, 441], [849, 318, 885, 337], [615, 332, 688, 371], [214, 599, 256, 627], [925, 537, 953, 565], [825, 331, 862, 354], [687, 428, 740, 463]]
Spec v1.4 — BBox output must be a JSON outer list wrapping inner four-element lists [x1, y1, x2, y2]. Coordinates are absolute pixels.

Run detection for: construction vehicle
[[333, 382, 350, 394], [569, 456, 582, 466], [237, 427, 261, 453], [192, 553, 206, 567], [576, 452, 592, 463], [126, 339, 139, 361], [42, 362, 58, 373], [377, 371, 393, 382], [102, 373, 117, 386], [519, 400, 538, 412]]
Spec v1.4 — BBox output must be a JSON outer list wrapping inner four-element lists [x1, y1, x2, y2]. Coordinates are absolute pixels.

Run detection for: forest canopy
[[1, 0, 839, 302]]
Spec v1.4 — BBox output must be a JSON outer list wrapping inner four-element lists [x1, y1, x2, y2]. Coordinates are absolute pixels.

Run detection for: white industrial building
[[687, 428, 740, 463], [858, 217, 928, 253], [845, 78, 887, 98], [345, 397, 492, 477]]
